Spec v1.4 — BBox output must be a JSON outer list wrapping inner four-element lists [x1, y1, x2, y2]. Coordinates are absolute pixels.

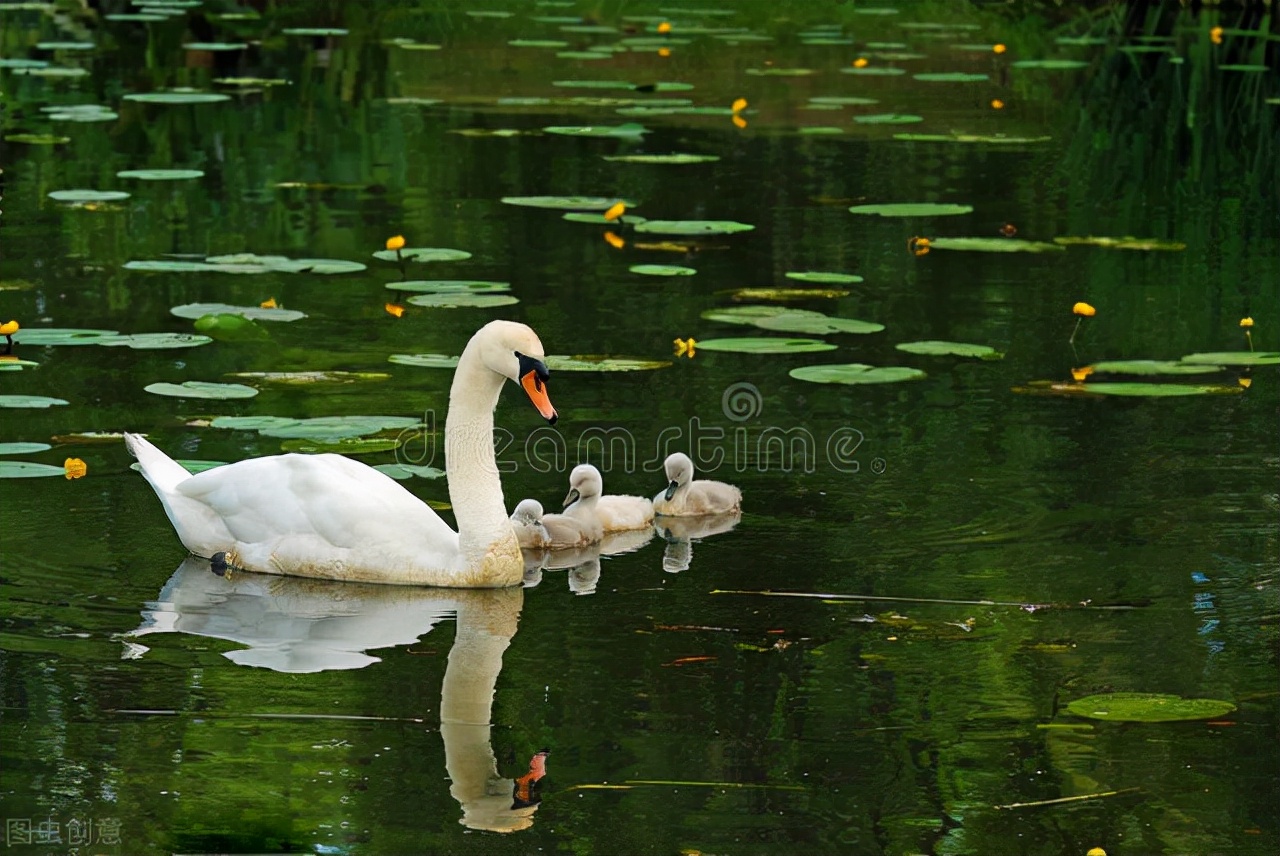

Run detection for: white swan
[[652, 452, 742, 516], [127, 320, 558, 588], [562, 463, 654, 532]]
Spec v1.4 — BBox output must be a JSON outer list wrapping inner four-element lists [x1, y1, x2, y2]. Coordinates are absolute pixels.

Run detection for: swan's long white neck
[[446, 339, 517, 568]]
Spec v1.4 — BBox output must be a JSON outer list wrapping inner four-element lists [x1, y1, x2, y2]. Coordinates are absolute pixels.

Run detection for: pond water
[[2, 2, 1278, 854]]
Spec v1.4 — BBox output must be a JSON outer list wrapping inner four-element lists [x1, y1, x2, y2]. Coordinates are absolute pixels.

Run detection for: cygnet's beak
[[562, 487, 580, 508], [664, 480, 679, 502]]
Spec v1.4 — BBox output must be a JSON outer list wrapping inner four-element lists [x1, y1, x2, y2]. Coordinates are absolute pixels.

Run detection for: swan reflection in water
[[129, 558, 543, 833], [654, 511, 742, 573], [521, 528, 654, 594]]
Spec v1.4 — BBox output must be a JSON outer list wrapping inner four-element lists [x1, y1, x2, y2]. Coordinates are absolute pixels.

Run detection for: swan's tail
[[125, 432, 192, 494]]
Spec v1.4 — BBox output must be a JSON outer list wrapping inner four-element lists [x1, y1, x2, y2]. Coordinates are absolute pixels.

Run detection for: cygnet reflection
[[653, 510, 743, 572], [520, 528, 654, 595]]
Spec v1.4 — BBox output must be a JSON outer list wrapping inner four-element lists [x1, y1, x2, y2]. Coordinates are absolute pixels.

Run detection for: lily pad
[[123, 91, 232, 104], [1053, 236, 1187, 251], [98, 333, 214, 349], [374, 463, 446, 480], [894, 133, 1052, 144], [183, 42, 248, 51], [371, 247, 472, 263], [854, 113, 924, 124], [848, 202, 973, 217], [727, 288, 850, 301], [509, 39, 569, 48], [1066, 693, 1236, 723], [281, 27, 348, 36], [695, 338, 837, 354], [562, 212, 647, 225], [255, 416, 420, 441], [0, 442, 53, 455], [171, 303, 306, 322], [389, 353, 461, 369], [4, 133, 72, 145], [913, 72, 989, 82], [280, 437, 401, 455], [501, 196, 635, 210], [1091, 360, 1220, 375], [145, 382, 259, 400], [225, 371, 390, 384], [0, 395, 70, 408], [543, 123, 649, 138], [798, 127, 844, 135], [552, 79, 636, 89], [756, 312, 884, 335], [785, 272, 864, 284], [895, 340, 1003, 359], [543, 355, 671, 372], [809, 96, 879, 106], [634, 220, 755, 236], [841, 67, 907, 76], [631, 264, 697, 276], [47, 105, 118, 122], [789, 364, 926, 385], [0, 358, 39, 372], [1180, 352, 1280, 367], [387, 280, 509, 294], [0, 462, 69, 478], [1013, 381, 1243, 398], [929, 237, 1063, 253], [12, 328, 119, 346], [1011, 59, 1089, 70], [48, 190, 131, 203], [407, 293, 520, 308], [745, 67, 817, 76], [117, 169, 205, 180], [602, 153, 720, 164]]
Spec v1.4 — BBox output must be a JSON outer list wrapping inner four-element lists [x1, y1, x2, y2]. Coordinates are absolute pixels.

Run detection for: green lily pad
[[0, 442, 53, 455], [192, 313, 268, 338], [1219, 64, 1271, 72], [0, 462, 68, 478], [602, 153, 720, 164], [552, 79, 636, 89], [726, 287, 849, 301], [282, 27, 348, 36], [631, 264, 697, 276], [543, 355, 672, 372], [785, 272, 864, 284], [696, 338, 838, 354], [1180, 352, 1280, 367], [841, 66, 909, 77], [894, 133, 1053, 144], [789, 364, 926, 385], [145, 381, 259, 400], [1012, 59, 1089, 69], [128, 255, 365, 274], [756, 311, 884, 335], [209, 416, 300, 432], [171, 303, 306, 322], [117, 169, 205, 180], [280, 437, 400, 454], [130, 459, 225, 475], [1014, 381, 1243, 398], [0, 358, 40, 372], [929, 237, 1064, 253], [104, 12, 167, 20], [848, 202, 973, 217], [853, 113, 924, 124], [4, 134, 72, 145], [1053, 236, 1187, 251], [48, 190, 131, 203], [1091, 360, 1220, 375], [745, 67, 817, 76], [14, 66, 89, 77], [798, 127, 845, 135], [407, 293, 520, 308], [48, 106, 118, 122], [371, 247, 473, 263], [808, 96, 879, 106], [215, 77, 290, 87], [183, 42, 248, 51], [389, 353, 461, 369], [509, 39, 568, 48], [634, 220, 755, 236], [12, 328, 119, 346], [895, 340, 1003, 359], [256, 416, 420, 441], [123, 91, 232, 104], [913, 72, 989, 82], [0, 59, 51, 69], [386, 280, 509, 294], [98, 333, 214, 349], [374, 463, 446, 480], [562, 212, 647, 225], [225, 371, 389, 385], [1066, 693, 1236, 723], [543, 123, 649, 138], [501, 196, 635, 210], [0, 395, 70, 408]]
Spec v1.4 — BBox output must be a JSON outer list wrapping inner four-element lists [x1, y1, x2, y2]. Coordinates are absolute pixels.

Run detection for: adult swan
[[126, 320, 557, 588]]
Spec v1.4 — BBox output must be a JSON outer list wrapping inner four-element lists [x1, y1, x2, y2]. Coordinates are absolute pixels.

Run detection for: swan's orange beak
[[517, 352, 557, 424]]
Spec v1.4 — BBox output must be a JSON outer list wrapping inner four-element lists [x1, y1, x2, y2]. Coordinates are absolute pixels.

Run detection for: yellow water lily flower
[[852, 57, 868, 68], [657, 21, 672, 35], [64, 457, 87, 480], [908, 236, 931, 256], [1210, 26, 1223, 45], [1239, 317, 1254, 328], [385, 235, 406, 251], [385, 302, 406, 318], [658, 47, 671, 58], [673, 337, 697, 358], [0, 320, 19, 336], [1071, 366, 1094, 382], [1238, 376, 1252, 389], [991, 99, 1005, 110], [1073, 302, 1096, 317], [603, 230, 626, 250], [1087, 849, 1107, 856], [731, 97, 748, 113], [993, 43, 1007, 54], [260, 297, 278, 309], [732, 114, 747, 129], [603, 201, 626, 221]]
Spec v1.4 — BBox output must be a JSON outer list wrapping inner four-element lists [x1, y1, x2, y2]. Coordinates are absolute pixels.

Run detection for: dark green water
[[2, 3, 1278, 854]]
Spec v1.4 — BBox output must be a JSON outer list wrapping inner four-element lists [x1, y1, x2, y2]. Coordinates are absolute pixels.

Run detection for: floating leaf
[[1053, 236, 1187, 251], [171, 303, 306, 321], [0, 442, 53, 455], [631, 264, 697, 276], [280, 437, 400, 454], [1066, 693, 1236, 723], [755, 312, 884, 335], [501, 196, 635, 210], [895, 340, 1003, 359], [602, 153, 720, 164], [848, 202, 973, 217], [192, 313, 269, 338], [117, 169, 205, 180], [145, 381, 259, 400], [1180, 351, 1279, 367], [552, 79, 637, 89], [407, 293, 519, 308], [798, 127, 844, 135], [726, 287, 849, 301], [785, 272, 864, 284], [12, 328, 119, 346], [386, 280, 510, 294], [388, 353, 461, 369], [1091, 360, 1220, 375], [255, 416, 420, 441], [98, 333, 214, 349], [183, 42, 248, 51], [695, 338, 837, 354], [745, 67, 817, 76], [543, 355, 672, 372], [913, 72, 989, 82], [563, 212, 648, 225], [0, 461, 68, 478], [123, 91, 232, 104], [509, 39, 569, 48], [374, 463, 446, 480], [0, 358, 38, 372], [634, 220, 755, 236], [1011, 59, 1089, 70], [1219, 64, 1270, 73], [0, 395, 70, 408], [893, 132, 1052, 144], [209, 416, 301, 432], [929, 237, 1063, 253], [281, 27, 348, 36], [48, 190, 131, 203], [543, 123, 649, 138], [841, 67, 907, 76], [808, 96, 879, 106], [226, 371, 390, 384], [854, 113, 924, 124], [789, 364, 926, 384], [1013, 381, 1243, 398], [371, 247, 472, 263]]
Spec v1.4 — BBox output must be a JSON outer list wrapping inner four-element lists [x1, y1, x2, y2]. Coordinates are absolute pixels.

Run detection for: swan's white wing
[[177, 453, 458, 554]]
